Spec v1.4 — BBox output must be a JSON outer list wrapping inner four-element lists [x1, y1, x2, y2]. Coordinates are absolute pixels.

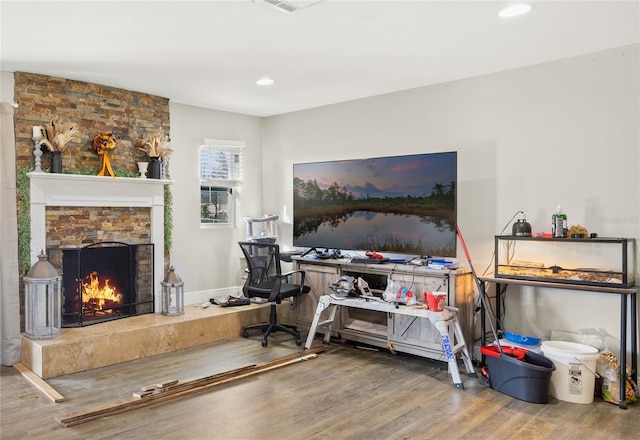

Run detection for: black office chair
[[238, 241, 310, 347]]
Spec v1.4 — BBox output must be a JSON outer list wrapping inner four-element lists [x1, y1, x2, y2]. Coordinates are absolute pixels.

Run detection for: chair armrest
[[270, 269, 307, 301], [277, 269, 306, 285], [278, 269, 305, 279]]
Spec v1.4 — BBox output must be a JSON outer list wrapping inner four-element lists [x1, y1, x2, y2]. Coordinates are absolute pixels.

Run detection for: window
[[199, 139, 244, 226]]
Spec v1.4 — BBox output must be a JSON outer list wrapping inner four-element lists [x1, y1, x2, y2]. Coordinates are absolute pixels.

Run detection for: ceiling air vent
[[263, 0, 298, 13], [258, 0, 324, 14]]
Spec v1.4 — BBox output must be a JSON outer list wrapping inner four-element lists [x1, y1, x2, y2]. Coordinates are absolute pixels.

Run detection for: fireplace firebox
[[47, 242, 154, 327]]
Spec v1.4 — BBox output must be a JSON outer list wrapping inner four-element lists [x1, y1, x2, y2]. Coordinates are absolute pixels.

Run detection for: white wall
[[1, 71, 14, 103], [261, 45, 640, 355], [168, 102, 262, 303], [4, 44, 639, 355]]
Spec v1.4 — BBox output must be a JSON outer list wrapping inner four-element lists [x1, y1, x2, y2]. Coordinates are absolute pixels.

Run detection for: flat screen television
[[293, 151, 457, 257]]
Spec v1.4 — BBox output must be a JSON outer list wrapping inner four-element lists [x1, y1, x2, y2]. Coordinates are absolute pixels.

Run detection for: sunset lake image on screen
[[293, 151, 456, 257]]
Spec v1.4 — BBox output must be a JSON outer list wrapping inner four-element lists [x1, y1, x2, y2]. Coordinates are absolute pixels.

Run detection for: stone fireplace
[[22, 172, 286, 379], [29, 172, 170, 313]]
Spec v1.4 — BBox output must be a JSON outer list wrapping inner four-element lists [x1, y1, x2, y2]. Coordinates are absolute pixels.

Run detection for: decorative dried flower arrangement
[[38, 119, 82, 153], [92, 132, 116, 177], [92, 132, 116, 153], [135, 128, 173, 160]]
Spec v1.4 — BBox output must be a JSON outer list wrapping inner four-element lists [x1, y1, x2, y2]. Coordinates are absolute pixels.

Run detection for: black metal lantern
[[24, 250, 62, 339], [161, 266, 184, 316]]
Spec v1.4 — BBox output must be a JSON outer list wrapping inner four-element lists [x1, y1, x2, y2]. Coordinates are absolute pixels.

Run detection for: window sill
[[200, 222, 235, 229]]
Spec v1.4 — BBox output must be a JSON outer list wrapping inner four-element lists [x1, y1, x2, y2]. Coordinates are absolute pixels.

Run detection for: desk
[[304, 294, 477, 389], [479, 276, 638, 409], [293, 257, 475, 362]]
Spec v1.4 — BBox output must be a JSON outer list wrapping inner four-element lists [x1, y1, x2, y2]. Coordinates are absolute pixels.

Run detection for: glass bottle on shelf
[[551, 204, 567, 238]]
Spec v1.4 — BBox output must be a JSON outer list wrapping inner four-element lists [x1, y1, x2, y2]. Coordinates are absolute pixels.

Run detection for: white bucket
[[540, 340, 600, 404]]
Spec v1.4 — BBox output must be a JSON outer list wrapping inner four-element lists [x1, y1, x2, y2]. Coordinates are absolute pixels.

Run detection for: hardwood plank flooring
[[1, 334, 638, 440]]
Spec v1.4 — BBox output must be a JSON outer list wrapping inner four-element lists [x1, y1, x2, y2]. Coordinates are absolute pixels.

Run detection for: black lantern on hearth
[[161, 266, 184, 316], [24, 250, 62, 339]]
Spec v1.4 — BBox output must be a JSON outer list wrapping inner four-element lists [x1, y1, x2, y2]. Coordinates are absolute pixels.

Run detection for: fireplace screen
[[47, 242, 154, 327]]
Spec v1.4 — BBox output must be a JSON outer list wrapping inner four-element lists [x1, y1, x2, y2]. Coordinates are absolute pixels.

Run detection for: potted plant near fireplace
[[38, 119, 82, 173], [135, 128, 173, 179]]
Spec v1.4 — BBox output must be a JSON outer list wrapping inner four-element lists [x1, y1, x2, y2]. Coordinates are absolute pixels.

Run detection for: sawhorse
[[304, 294, 477, 389]]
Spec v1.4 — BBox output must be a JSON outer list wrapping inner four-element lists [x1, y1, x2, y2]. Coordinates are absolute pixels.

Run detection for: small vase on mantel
[[147, 156, 162, 179], [137, 162, 149, 179], [50, 151, 62, 174]]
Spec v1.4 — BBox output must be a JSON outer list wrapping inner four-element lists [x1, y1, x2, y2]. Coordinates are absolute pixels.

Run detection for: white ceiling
[[1, 1, 639, 117]]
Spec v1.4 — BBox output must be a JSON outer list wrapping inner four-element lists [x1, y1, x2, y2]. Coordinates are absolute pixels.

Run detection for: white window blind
[[199, 141, 244, 186]]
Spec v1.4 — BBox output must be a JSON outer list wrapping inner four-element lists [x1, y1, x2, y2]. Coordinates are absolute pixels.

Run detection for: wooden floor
[[1, 333, 638, 440]]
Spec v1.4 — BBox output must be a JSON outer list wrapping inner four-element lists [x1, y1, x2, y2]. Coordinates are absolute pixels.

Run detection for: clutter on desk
[[365, 250, 384, 260], [405, 256, 458, 269], [330, 275, 355, 297], [423, 291, 446, 311], [425, 258, 459, 270], [350, 256, 389, 264], [295, 248, 464, 270], [382, 278, 416, 305]]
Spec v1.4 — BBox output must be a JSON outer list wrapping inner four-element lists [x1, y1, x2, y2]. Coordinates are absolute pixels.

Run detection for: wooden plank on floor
[[56, 347, 326, 427], [13, 363, 64, 403], [133, 363, 258, 399]]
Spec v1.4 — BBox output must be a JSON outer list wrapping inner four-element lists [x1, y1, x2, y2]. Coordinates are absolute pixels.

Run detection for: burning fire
[[82, 271, 124, 311]]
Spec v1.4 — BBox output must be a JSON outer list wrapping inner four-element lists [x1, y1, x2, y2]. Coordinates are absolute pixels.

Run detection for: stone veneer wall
[[46, 207, 151, 248], [12, 72, 170, 330], [13, 72, 170, 171]]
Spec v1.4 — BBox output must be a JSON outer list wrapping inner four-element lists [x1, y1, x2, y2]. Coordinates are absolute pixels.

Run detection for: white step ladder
[[304, 295, 477, 389]]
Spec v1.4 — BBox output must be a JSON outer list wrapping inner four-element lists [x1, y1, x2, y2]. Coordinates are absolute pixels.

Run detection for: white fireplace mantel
[[28, 172, 172, 313]]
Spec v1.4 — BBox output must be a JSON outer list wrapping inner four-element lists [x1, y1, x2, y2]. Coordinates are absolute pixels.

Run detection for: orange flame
[[82, 271, 124, 311]]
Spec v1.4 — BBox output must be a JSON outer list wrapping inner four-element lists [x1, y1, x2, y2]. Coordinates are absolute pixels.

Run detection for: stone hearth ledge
[[20, 303, 292, 379]]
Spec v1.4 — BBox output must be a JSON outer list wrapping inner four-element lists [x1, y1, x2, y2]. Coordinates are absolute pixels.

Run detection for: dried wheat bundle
[[136, 128, 173, 160], [39, 120, 82, 153]]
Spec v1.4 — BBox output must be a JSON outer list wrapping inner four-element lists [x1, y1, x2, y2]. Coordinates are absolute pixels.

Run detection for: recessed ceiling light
[[498, 4, 533, 18], [256, 78, 274, 86]]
